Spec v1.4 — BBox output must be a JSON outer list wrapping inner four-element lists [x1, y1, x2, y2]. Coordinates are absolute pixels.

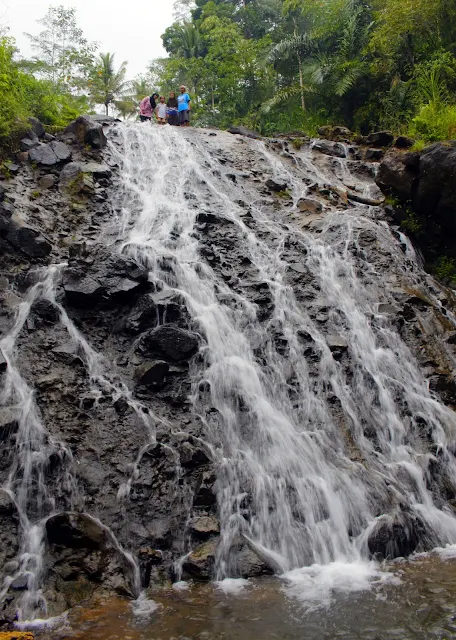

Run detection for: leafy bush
[[410, 103, 456, 141]]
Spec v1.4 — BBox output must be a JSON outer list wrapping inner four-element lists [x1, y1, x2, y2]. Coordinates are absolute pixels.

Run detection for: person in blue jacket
[[177, 85, 191, 127]]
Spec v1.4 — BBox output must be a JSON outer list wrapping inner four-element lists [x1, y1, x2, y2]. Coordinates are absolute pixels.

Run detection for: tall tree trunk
[[297, 51, 306, 111]]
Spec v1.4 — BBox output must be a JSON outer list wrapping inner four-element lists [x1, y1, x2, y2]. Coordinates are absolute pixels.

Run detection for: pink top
[[139, 96, 153, 117]]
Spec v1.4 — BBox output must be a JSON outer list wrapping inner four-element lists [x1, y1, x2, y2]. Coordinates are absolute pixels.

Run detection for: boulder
[[59, 161, 112, 194], [317, 125, 352, 141], [62, 253, 148, 307], [20, 134, 39, 152], [28, 116, 46, 139], [31, 299, 60, 324], [189, 516, 220, 539], [227, 125, 261, 139], [29, 141, 71, 167], [365, 148, 384, 162], [0, 489, 15, 514], [297, 198, 322, 214], [375, 151, 419, 201], [46, 512, 109, 550], [395, 136, 414, 149], [312, 140, 346, 158], [134, 361, 169, 386], [0, 348, 6, 372], [64, 115, 107, 149], [183, 539, 217, 579], [265, 178, 288, 192], [366, 131, 394, 148], [139, 325, 199, 362], [327, 334, 348, 351], [120, 290, 186, 334], [38, 174, 56, 189], [0, 210, 52, 259], [414, 142, 456, 224], [367, 512, 423, 560]]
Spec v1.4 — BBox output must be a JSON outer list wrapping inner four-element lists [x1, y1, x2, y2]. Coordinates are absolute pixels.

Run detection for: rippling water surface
[[31, 553, 456, 640]]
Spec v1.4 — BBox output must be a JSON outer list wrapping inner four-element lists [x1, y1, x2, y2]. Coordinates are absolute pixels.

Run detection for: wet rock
[[313, 140, 346, 158], [10, 574, 28, 591], [395, 136, 414, 149], [46, 512, 108, 549], [183, 539, 217, 579], [64, 115, 107, 149], [189, 516, 220, 539], [414, 142, 456, 225], [297, 198, 322, 214], [193, 471, 217, 507], [59, 161, 111, 193], [366, 131, 394, 148], [28, 116, 46, 139], [134, 361, 169, 387], [2, 216, 52, 258], [0, 489, 15, 514], [20, 135, 39, 152], [62, 253, 148, 307], [122, 290, 185, 334], [4, 162, 19, 175], [196, 212, 231, 225], [317, 125, 352, 141], [365, 148, 384, 162], [368, 512, 423, 560], [376, 152, 419, 201], [327, 334, 348, 351], [29, 141, 72, 167], [30, 299, 60, 324], [227, 126, 261, 139], [0, 348, 6, 372], [265, 178, 288, 192], [38, 174, 56, 189], [139, 325, 199, 362], [230, 537, 276, 577]]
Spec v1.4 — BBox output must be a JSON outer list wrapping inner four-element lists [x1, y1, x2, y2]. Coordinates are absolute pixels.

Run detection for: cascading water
[[111, 123, 456, 586], [3, 121, 456, 627]]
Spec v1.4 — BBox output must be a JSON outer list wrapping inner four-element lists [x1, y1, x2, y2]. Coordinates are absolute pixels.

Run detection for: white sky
[[2, 0, 174, 78]]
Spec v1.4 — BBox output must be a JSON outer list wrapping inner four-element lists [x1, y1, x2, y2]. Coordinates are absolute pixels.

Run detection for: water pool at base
[[32, 554, 456, 640]]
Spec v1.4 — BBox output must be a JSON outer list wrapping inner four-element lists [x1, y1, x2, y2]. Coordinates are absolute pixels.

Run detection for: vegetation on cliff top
[[1, 0, 456, 141]]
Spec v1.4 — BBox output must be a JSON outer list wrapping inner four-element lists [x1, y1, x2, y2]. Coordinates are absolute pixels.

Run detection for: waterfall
[[111, 124, 456, 578], [2, 121, 456, 623]]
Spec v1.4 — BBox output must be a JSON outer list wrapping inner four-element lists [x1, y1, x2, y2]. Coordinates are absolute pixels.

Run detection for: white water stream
[[111, 125, 456, 584], [2, 123, 456, 623]]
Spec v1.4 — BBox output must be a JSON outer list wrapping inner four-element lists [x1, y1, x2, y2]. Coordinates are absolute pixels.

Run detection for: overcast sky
[[2, 0, 174, 78]]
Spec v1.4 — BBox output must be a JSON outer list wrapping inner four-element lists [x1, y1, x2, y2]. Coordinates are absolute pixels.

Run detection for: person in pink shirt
[[139, 93, 159, 122]]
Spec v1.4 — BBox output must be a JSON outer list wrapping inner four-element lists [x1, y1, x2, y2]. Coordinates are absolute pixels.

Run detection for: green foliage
[[433, 256, 456, 283], [89, 52, 130, 115], [400, 210, 424, 237]]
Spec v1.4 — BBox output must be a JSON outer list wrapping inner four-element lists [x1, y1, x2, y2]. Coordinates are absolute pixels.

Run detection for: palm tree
[[89, 52, 130, 115], [268, 25, 316, 111]]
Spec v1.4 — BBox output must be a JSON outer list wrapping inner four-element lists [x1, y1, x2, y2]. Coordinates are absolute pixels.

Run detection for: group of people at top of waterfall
[[139, 85, 191, 127]]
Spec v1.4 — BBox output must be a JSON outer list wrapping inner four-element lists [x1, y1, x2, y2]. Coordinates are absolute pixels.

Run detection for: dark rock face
[[139, 325, 199, 362], [376, 151, 419, 201], [29, 141, 72, 167], [367, 513, 424, 560], [0, 204, 52, 259], [365, 148, 384, 162], [317, 125, 352, 142], [62, 250, 148, 307], [28, 116, 46, 139], [313, 140, 347, 158], [366, 131, 394, 148], [64, 115, 108, 149], [134, 361, 169, 387], [395, 135, 414, 149], [227, 125, 261, 139], [0, 348, 7, 372], [20, 135, 39, 152], [377, 142, 456, 261], [265, 178, 288, 192]]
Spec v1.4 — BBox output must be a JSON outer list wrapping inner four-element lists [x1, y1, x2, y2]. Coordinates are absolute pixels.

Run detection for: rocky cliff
[[1, 117, 456, 626]]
